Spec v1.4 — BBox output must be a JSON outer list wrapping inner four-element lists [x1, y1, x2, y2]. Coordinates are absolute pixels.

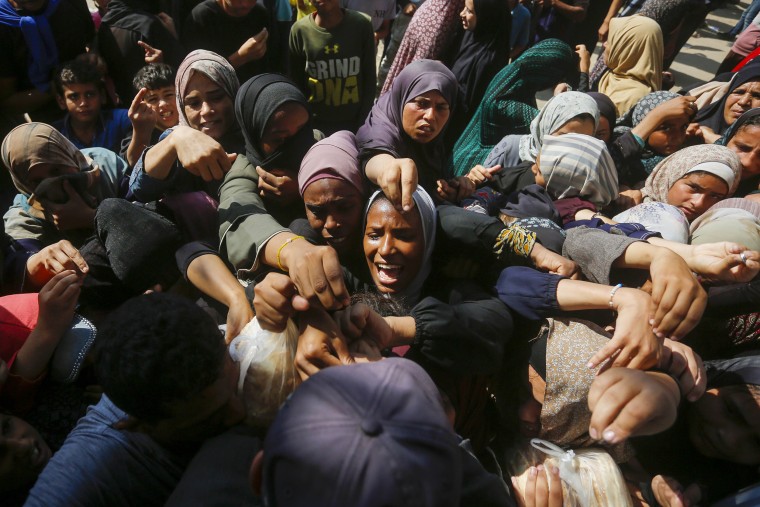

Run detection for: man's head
[[54, 60, 104, 125], [95, 293, 244, 446], [251, 359, 462, 507]]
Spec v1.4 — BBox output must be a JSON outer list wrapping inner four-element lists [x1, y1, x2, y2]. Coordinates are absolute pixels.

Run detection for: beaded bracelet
[[276, 236, 304, 272], [608, 283, 623, 309]]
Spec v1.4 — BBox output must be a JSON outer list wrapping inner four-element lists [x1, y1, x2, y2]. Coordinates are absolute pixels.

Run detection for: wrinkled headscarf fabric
[[449, 38, 575, 177], [538, 133, 618, 207], [0, 0, 61, 91], [175, 50, 240, 148], [357, 59, 457, 192], [298, 130, 364, 197], [518, 92, 600, 163], [1, 122, 101, 220], [1, 122, 94, 196], [235, 73, 314, 173], [598, 16, 663, 117], [613, 201, 689, 243], [642, 144, 741, 204], [364, 186, 437, 305], [705, 355, 760, 389], [696, 59, 760, 135], [690, 198, 760, 250]]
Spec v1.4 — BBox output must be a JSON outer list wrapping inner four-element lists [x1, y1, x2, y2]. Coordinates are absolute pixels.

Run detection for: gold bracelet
[[276, 236, 304, 272]]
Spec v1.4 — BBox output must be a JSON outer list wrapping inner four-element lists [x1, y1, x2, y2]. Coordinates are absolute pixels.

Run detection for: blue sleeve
[[25, 398, 185, 507], [495, 266, 563, 321]]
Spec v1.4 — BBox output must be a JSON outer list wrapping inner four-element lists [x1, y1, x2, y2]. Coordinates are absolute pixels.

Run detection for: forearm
[[12, 326, 61, 381], [186, 252, 247, 308], [142, 132, 179, 181], [227, 50, 249, 69], [603, 0, 624, 22], [551, 0, 586, 21], [125, 128, 153, 168], [555, 278, 623, 311], [645, 237, 694, 260], [0, 87, 52, 114]]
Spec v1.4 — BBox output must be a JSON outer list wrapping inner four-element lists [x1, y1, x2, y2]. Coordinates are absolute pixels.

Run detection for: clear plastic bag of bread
[[508, 438, 633, 507], [228, 317, 301, 427]]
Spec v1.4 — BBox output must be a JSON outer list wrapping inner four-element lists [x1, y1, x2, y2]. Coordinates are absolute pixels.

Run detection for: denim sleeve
[[127, 147, 180, 203]]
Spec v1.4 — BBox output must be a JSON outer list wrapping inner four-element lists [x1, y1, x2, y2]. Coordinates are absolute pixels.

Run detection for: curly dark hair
[[53, 59, 103, 97], [94, 293, 226, 423], [132, 63, 176, 93]]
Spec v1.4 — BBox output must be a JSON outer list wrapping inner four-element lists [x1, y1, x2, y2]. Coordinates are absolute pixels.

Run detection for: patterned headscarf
[[642, 144, 741, 204], [538, 133, 618, 207], [518, 92, 600, 163]]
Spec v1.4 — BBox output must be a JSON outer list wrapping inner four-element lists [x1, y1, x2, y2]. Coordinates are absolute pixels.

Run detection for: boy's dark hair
[[736, 113, 760, 135], [95, 293, 226, 423], [53, 59, 103, 97], [133, 63, 176, 93]]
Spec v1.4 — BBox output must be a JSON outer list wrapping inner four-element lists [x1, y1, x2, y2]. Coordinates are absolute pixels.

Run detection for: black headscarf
[[705, 355, 760, 389], [695, 58, 760, 135], [235, 74, 315, 174], [101, 0, 160, 21], [449, 0, 511, 115], [587, 92, 617, 132]]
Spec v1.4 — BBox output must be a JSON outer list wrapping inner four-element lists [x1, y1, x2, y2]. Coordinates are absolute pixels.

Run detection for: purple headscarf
[[298, 130, 364, 197], [356, 59, 457, 193]]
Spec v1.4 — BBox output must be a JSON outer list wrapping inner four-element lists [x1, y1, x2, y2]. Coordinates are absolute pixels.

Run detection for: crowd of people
[[2, 0, 760, 505]]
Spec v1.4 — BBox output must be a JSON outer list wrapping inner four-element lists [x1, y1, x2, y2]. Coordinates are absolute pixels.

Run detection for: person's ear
[[250, 449, 264, 496], [55, 93, 67, 111]]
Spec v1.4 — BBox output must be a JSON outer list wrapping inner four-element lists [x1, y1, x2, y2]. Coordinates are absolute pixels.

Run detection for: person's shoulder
[[190, 0, 223, 19], [344, 8, 373, 26]]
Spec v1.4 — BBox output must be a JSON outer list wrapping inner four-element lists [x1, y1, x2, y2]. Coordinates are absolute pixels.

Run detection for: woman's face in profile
[[688, 384, 760, 466], [727, 125, 760, 180], [363, 198, 425, 294]]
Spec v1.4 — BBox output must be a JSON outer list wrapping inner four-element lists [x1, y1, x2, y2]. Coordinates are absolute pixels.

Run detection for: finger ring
[[741, 251, 748, 265]]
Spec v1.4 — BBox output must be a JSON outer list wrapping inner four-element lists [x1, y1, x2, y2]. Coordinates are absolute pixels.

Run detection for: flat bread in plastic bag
[[228, 317, 301, 427]]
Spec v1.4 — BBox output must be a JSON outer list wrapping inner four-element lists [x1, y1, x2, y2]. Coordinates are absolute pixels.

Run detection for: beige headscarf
[[599, 16, 664, 117], [642, 144, 741, 206], [1, 123, 100, 218]]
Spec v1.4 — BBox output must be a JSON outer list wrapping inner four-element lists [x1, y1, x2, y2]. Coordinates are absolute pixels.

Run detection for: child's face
[[56, 83, 103, 124], [144, 86, 178, 131], [647, 118, 688, 156], [688, 384, 760, 465]]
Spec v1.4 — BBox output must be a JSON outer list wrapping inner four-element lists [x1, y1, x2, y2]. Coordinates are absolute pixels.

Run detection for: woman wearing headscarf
[[718, 108, 760, 197], [447, 0, 511, 138], [596, 15, 663, 117], [129, 49, 241, 203], [218, 73, 349, 314], [293, 130, 368, 280], [449, 39, 575, 178], [482, 91, 599, 171], [690, 198, 760, 252], [613, 144, 741, 241], [694, 59, 760, 143], [610, 90, 697, 186], [357, 59, 459, 209], [380, 0, 465, 96], [2, 122, 128, 249]]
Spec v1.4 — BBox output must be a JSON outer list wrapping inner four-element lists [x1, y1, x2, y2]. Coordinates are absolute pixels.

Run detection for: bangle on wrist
[[276, 236, 304, 272], [609, 283, 623, 309]]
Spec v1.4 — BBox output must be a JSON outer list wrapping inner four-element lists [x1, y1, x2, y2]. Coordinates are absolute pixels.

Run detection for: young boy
[[289, 0, 376, 134], [52, 59, 131, 154], [121, 63, 179, 167]]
